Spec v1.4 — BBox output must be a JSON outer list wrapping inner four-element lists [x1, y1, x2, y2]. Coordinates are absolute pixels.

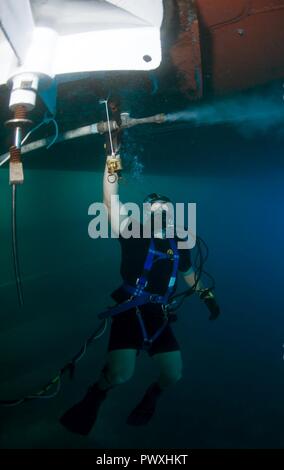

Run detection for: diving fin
[[60, 383, 107, 436], [126, 382, 163, 426]]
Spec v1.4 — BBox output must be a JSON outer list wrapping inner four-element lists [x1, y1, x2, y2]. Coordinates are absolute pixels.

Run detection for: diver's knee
[[108, 371, 133, 386], [105, 367, 134, 386], [174, 371, 183, 383], [160, 370, 183, 387]]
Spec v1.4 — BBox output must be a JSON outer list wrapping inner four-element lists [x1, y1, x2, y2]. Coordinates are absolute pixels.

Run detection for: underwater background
[[0, 78, 284, 449]]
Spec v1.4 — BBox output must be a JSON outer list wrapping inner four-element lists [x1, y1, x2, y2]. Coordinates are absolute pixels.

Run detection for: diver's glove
[[199, 289, 221, 320]]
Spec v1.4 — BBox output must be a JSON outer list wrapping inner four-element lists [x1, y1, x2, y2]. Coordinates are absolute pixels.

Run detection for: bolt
[[143, 55, 152, 63], [237, 28, 245, 36]]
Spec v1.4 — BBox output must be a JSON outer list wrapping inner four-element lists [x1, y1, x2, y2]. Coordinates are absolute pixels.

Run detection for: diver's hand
[[200, 289, 221, 320]]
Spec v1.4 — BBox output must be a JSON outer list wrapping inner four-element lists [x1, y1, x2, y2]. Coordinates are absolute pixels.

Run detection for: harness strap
[[98, 238, 180, 346], [122, 283, 167, 303], [98, 296, 152, 320], [134, 238, 179, 303], [135, 307, 169, 350]]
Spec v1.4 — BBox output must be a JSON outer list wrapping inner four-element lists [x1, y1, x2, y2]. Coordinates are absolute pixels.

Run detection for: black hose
[[169, 235, 215, 312], [12, 184, 24, 307], [0, 319, 107, 406]]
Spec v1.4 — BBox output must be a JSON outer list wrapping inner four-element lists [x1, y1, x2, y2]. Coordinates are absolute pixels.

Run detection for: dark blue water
[[0, 86, 284, 449]]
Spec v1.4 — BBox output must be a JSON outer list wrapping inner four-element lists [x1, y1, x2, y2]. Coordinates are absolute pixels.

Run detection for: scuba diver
[[59, 154, 221, 436]]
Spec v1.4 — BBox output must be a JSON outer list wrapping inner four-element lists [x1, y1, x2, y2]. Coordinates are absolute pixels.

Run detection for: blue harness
[[98, 238, 179, 348]]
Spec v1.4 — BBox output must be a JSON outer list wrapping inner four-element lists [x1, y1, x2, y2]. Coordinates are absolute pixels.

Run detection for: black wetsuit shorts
[[107, 303, 180, 357]]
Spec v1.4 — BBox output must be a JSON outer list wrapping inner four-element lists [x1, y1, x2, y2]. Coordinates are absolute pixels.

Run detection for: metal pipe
[[14, 127, 22, 148], [120, 113, 166, 128], [11, 184, 24, 307], [0, 113, 166, 166]]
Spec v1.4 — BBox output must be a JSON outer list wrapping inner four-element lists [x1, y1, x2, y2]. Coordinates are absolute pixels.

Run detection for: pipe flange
[[5, 118, 33, 128]]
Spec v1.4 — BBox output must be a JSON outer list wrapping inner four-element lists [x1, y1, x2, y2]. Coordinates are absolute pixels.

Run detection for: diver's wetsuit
[[108, 221, 192, 355], [59, 221, 192, 435]]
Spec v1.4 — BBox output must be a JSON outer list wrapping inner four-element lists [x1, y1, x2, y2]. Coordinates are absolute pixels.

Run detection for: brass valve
[[107, 156, 122, 174], [107, 155, 123, 182]]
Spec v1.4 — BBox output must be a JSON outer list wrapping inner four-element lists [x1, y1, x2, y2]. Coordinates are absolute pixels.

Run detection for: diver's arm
[[183, 267, 221, 320], [183, 266, 205, 293], [103, 157, 128, 236]]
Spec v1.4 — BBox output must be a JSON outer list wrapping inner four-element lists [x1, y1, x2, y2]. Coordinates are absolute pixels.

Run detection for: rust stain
[[170, 0, 284, 98], [170, 0, 203, 99]]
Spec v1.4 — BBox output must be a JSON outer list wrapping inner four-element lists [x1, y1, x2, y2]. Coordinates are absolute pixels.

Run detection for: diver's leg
[[127, 351, 182, 426], [60, 349, 137, 435], [98, 349, 137, 389], [152, 350, 183, 389]]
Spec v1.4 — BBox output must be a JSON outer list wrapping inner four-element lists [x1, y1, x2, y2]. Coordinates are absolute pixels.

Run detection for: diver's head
[[143, 193, 174, 239], [144, 193, 171, 207]]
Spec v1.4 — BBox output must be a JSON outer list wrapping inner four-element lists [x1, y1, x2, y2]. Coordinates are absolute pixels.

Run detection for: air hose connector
[[120, 113, 166, 128], [97, 120, 119, 134]]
